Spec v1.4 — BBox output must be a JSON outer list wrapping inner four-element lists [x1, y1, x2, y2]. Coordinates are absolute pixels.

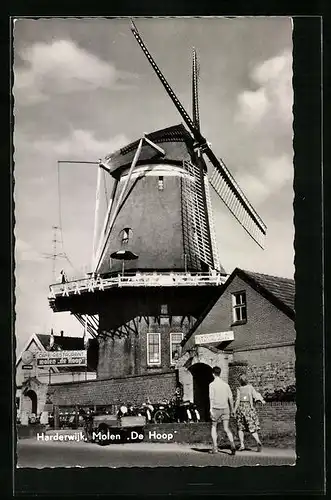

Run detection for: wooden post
[[92, 165, 102, 270], [54, 405, 59, 429], [75, 405, 79, 429]]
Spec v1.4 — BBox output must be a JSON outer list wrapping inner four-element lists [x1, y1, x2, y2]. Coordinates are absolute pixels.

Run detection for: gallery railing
[[48, 271, 227, 299]]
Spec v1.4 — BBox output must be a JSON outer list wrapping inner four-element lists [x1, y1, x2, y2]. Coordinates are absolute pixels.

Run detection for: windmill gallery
[[22, 21, 295, 434]]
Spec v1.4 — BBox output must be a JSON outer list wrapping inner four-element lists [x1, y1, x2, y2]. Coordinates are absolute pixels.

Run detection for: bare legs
[[238, 430, 245, 449], [211, 422, 218, 451], [211, 420, 235, 452], [222, 419, 235, 446], [238, 430, 262, 451]]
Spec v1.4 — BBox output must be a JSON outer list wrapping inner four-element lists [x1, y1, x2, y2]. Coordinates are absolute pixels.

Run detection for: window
[[158, 176, 164, 190], [170, 333, 183, 364], [119, 227, 133, 245], [147, 333, 161, 365], [161, 304, 168, 316], [232, 291, 247, 324]]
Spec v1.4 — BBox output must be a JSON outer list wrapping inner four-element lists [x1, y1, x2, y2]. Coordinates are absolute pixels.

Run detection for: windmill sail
[[203, 175, 221, 270], [130, 19, 267, 249], [192, 48, 200, 132], [181, 160, 214, 270], [130, 19, 197, 137], [205, 147, 267, 249]]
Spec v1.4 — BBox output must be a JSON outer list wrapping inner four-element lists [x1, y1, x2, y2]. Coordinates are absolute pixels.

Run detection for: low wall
[[256, 401, 296, 436], [47, 371, 177, 407], [90, 402, 295, 448], [144, 402, 296, 443]]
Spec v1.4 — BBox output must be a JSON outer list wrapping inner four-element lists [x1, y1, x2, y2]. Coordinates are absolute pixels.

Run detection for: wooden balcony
[[48, 271, 227, 301]]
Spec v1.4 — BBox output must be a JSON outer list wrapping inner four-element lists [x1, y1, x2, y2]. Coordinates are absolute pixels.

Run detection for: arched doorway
[[25, 389, 38, 415], [189, 363, 214, 422]]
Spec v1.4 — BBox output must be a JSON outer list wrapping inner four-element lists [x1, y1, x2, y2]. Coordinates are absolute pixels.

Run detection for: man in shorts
[[209, 366, 236, 455]]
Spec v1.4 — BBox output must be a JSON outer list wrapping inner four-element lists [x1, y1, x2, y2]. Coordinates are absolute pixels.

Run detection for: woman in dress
[[234, 374, 265, 452]]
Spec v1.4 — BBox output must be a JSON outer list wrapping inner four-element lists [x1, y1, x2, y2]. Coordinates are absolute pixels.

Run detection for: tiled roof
[[182, 268, 295, 347], [36, 334, 85, 351], [238, 269, 295, 313], [35, 334, 90, 373]]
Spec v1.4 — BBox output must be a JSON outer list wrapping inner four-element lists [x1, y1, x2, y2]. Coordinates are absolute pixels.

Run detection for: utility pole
[[43, 225, 66, 282]]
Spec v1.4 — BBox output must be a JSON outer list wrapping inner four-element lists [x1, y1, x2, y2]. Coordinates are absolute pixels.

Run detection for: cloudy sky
[[13, 17, 293, 353]]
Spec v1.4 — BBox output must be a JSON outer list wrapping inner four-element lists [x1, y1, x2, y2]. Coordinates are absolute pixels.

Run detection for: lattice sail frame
[[203, 175, 221, 271], [208, 160, 266, 249], [181, 160, 219, 271]]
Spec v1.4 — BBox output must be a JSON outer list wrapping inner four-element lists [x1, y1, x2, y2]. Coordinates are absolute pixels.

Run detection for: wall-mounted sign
[[195, 331, 234, 345], [22, 365, 33, 370], [22, 351, 34, 364], [36, 350, 87, 367]]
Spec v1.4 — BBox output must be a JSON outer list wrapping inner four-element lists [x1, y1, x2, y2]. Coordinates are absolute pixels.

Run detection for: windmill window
[[147, 333, 161, 366], [158, 176, 164, 190], [161, 304, 168, 316], [119, 227, 133, 245], [231, 291, 247, 325], [170, 332, 183, 365]]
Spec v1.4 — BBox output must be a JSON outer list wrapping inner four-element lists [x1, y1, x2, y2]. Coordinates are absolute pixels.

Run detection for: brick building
[[16, 331, 96, 423], [48, 313, 196, 410], [47, 268, 295, 426], [177, 268, 295, 420]]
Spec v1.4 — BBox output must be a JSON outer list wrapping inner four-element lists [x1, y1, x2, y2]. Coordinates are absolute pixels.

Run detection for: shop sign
[[36, 350, 87, 367], [195, 331, 234, 345]]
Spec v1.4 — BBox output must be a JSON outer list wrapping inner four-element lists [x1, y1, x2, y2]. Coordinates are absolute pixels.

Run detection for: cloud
[[230, 49, 293, 208], [236, 49, 292, 126], [20, 129, 129, 161], [15, 238, 44, 262], [14, 39, 137, 106], [236, 153, 293, 205]]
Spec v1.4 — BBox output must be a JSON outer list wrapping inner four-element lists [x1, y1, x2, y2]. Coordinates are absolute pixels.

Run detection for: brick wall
[[47, 371, 177, 407], [97, 316, 191, 379], [257, 401, 296, 437], [229, 345, 295, 395], [144, 402, 296, 445]]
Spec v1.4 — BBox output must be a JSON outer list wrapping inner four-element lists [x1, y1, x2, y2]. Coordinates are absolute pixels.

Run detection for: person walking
[[234, 374, 265, 452], [209, 366, 236, 455]]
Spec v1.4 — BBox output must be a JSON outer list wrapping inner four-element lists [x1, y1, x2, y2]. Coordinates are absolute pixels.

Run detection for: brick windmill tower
[[48, 21, 266, 402]]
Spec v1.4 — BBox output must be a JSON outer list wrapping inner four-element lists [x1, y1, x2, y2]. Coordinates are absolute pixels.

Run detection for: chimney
[[60, 330, 64, 338]]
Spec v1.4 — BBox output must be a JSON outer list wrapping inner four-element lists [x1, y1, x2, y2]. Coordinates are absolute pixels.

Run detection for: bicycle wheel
[[153, 410, 168, 424]]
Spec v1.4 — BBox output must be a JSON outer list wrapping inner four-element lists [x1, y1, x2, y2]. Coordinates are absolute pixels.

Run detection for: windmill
[[129, 20, 266, 250], [48, 20, 266, 383]]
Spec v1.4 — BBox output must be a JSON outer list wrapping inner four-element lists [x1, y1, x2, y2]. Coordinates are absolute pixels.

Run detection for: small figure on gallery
[[234, 374, 265, 452], [60, 270, 67, 284]]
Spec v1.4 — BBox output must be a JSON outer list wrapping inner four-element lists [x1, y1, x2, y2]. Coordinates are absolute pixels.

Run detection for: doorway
[[189, 363, 214, 421], [25, 389, 38, 415]]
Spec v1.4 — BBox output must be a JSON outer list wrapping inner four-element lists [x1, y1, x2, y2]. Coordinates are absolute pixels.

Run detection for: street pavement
[[17, 437, 296, 468]]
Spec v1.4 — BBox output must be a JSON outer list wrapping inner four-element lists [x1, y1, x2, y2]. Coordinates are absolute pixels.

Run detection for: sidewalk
[[38, 432, 295, 458], [91, 441, 295, 457]]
